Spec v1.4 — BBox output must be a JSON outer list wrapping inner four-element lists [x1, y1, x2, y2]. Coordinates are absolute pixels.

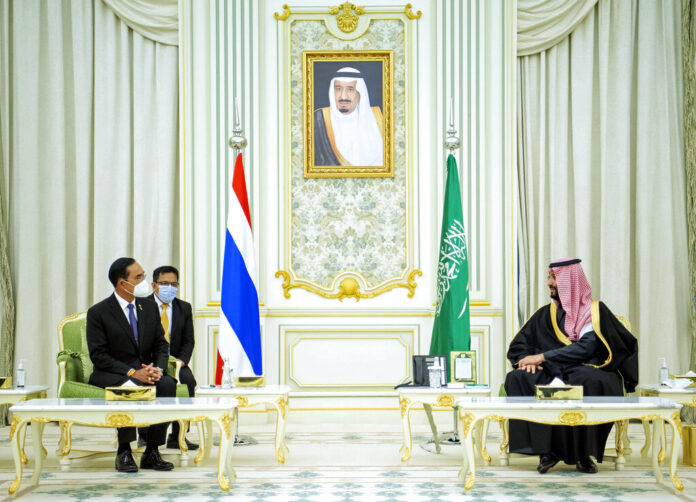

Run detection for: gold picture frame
[[303, 50, 394, 178], [450, 351, 477, 384]]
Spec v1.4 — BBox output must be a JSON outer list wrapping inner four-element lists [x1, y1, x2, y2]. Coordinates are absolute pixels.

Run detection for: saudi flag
[[430, 154, 470, 369]]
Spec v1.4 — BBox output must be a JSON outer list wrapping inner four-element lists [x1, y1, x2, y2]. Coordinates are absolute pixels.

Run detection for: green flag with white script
[[430, 154, 470, 368]]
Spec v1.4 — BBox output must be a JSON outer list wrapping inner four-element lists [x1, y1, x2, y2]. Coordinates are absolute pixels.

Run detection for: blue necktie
[[127, 304, 139, 345]]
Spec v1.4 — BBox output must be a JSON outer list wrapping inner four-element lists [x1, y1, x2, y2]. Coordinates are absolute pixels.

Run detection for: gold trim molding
[[105, 413, 134, 428], [274, 4, 291, 21], [558, 411, 587, 425], [404, 3, 422, 19], [329, 3, 365, 33], [276, 269, 422, 301]]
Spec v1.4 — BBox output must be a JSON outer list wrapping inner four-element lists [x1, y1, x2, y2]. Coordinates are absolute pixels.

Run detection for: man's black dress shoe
[[115, 451, 138, 473], [537, 453, 560, 474], [140, 449, 174, 471], [576, 456, 598, 473], [166, 434, 199, 450]]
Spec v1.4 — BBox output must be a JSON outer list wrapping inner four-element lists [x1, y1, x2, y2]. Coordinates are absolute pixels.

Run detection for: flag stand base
[[233, 434, 258, 446], [419, 432, 460, 454]]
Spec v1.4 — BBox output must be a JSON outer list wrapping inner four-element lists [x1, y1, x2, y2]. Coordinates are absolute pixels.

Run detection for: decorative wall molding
[[181, 0, 516, 408]]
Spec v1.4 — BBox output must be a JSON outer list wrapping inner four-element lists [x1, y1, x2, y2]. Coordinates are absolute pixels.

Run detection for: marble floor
[[0, 420, 694, 501]]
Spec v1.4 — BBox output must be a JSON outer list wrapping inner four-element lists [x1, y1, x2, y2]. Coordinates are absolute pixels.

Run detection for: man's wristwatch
[[127, 368, 135, 377]]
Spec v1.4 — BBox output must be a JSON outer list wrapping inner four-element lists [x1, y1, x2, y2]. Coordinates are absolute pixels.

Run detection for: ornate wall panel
[[276, 5, 420, 300], [181, 0, 516, 412], [282, 327, 415, 390]]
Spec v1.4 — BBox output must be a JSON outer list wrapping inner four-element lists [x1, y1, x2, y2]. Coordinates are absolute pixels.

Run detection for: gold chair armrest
[[174, 359, 183, 380], [58, 360, 67, 396]]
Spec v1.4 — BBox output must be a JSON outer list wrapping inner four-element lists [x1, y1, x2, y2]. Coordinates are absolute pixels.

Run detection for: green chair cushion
[[78, 323, 93, 381], [59, 380, 106, 399], [60, 380, 188, 399]]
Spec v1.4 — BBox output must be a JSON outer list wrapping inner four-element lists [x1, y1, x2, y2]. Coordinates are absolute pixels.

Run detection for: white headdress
[[328, 67, 383, 166]]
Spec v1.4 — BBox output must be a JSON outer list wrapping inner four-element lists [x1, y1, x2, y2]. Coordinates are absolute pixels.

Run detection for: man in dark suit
[[140, 265, 198, 450], [86, 257, 176, 472]]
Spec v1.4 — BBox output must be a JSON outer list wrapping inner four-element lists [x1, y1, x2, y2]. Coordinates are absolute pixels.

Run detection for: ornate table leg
[[59, 421, 73, 471], [658, 420, 667, 463], [8, 416, 27, 495], [19, 420, 28, 465], [203, 419, 214, 461], [423, 403, 440, 454], [666, 412, 684, 491], [275, 396, 289, 463], [498, 418, 509, 466], [29, 421, 45, 486], [177, 419, 189, 467], [641, 418, 651, 458], [194, 420, 206, 464], [399, 396, 413, 461], [457, 410, 477, 491], [213, 413, 234, 491], [480, 418, 491, 464], [615, 420, 626, 471], [651, 418, 664, 484]]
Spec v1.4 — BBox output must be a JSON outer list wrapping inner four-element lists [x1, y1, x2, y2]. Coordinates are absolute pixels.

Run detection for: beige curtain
[[102, 0, 178, 46], [684, 0, 696, 372], [518, 0, 597, 56], [0, 0, 179, 393], [517, 0, 689, 382], [0, 0, 15, 425]]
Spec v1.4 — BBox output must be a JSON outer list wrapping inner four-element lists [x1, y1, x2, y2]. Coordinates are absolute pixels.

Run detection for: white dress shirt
[[114, 291, 137, 322]]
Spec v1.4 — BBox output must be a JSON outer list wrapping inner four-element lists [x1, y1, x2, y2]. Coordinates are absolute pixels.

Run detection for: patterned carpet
[[0, 423, 694, 501]]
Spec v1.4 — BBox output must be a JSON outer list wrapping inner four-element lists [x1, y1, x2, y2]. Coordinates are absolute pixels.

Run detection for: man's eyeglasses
[[157, 281, 180, 288]]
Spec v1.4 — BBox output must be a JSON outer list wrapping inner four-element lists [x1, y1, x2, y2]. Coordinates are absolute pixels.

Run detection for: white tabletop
[[10, 397, 238, 412], [0, 386, 48, 395], [455, 396, 682, 410], [196, 385, 291, 395], [637, 384, 696, 394], [398, 386, 490, 395]]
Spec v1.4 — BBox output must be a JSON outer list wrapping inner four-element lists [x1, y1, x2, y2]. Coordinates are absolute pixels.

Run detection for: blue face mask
[[157, 285, 178, 304]]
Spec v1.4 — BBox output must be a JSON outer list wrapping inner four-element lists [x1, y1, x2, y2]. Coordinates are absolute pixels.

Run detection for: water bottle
[[16, 359, 25, 388], [221, 358, 233, 389], [428, 360, 443, 389], [659, 358, 669, 386]]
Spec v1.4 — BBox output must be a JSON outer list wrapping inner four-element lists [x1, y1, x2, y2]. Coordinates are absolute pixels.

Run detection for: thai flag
[[215, 153, 262, 383]]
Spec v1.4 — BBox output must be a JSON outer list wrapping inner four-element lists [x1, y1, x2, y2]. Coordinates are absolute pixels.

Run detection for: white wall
[[179, 0, 515, 419]]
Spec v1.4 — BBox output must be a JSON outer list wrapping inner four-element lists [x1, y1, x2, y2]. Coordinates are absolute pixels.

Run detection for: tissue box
[[669, 375, 696, 389], [105, 387, 155, 401], [535, 385, 583, 400], [234, 376, 265, 387], [0, 377, 12, 389], [684, 425, 696, 466]]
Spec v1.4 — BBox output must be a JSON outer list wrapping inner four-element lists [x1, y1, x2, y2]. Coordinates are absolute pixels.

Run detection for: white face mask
[[125, 279, 151, 298]]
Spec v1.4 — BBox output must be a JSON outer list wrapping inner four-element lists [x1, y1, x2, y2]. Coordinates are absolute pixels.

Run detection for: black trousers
[[504, 366, 623, 463], [118, 374, 177, 447], [139, 366, 197, 441], [170, 366, 197, 438]]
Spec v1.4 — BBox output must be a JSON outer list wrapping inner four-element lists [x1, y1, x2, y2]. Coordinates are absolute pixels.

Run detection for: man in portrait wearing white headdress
[[314, 67, 384, 166]]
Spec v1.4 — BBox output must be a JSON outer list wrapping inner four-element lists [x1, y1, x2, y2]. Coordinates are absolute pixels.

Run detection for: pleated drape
[[0, 0, 179, 391], [517, 0, 690, 380]]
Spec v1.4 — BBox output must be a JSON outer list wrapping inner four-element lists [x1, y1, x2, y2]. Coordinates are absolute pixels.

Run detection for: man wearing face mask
[[86, 257, 176, 473], [138, 265, 198, 450]]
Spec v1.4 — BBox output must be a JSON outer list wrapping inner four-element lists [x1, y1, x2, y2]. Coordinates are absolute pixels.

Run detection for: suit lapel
[[108, 294, 139, 351], [170, 298, 181, 344], [136, 298, 147, 350]]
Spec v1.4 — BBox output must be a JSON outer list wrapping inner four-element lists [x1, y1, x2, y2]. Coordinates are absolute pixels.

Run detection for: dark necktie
[[127, 303, 139, 344]]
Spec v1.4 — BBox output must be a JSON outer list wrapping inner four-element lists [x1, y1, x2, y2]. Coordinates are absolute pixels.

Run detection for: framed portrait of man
[[303, 50, 394, 178]]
